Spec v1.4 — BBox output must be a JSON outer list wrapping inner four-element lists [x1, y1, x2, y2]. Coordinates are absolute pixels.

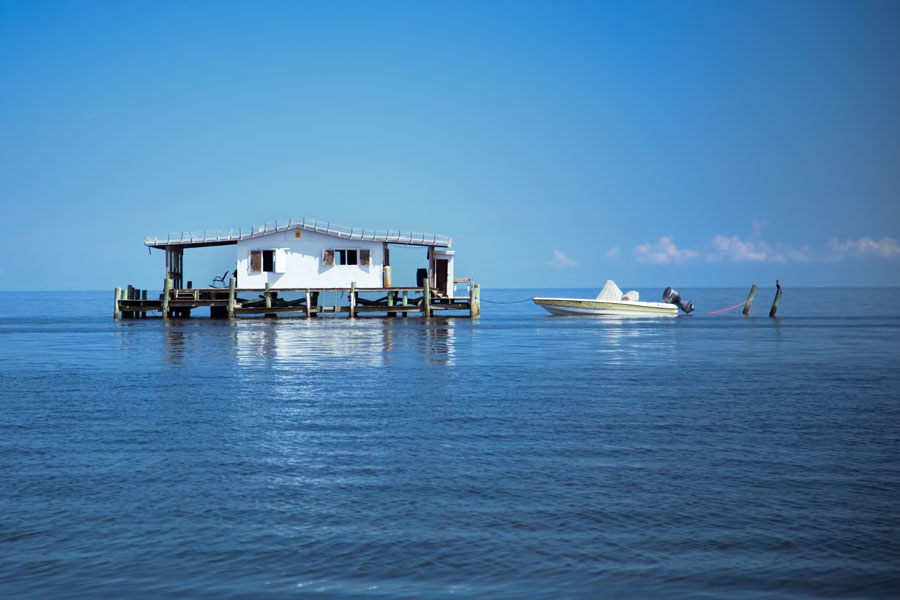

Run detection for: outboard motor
[[663, 287, 694, 314]]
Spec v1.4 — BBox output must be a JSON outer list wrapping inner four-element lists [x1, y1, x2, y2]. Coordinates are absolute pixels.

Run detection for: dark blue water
[[2, 288, 899, 599]]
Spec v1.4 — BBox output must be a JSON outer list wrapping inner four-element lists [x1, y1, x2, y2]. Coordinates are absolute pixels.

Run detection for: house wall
[[236, 229, 384, 290]]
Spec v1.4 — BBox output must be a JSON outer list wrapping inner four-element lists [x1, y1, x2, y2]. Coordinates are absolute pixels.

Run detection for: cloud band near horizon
[[617, 235, 900, 265]]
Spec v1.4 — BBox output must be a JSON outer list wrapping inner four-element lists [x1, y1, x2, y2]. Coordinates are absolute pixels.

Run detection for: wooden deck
[[114, 281, 480, 319]]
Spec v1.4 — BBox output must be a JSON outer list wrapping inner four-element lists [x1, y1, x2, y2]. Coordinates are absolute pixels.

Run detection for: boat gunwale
[[532, 297, 676, 311]]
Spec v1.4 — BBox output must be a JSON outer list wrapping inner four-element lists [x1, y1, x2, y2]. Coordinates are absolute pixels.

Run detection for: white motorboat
[[533, 280, 692, 317]]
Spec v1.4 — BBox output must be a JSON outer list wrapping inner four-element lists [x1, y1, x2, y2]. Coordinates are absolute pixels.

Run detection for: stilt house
[[144, 218, 457, 296]]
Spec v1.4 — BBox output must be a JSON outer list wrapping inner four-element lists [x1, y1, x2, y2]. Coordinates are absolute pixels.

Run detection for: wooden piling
[[387, 289, 394, 318], [114, 287, 121, 320], [264, 282, 275, 318], [769, 280, 783, 318], [305, 289, 312, 319], [349, 282, 357, 318], [742, 284, 757, 316], [162, 279, 172, 318], [141, 289, 147, 318], [227, 277, 236, 318], [125, 285, 134, 319], [470, 283, 481, 318], [402, 290, 408, 318], [423, 279, 431, 317]]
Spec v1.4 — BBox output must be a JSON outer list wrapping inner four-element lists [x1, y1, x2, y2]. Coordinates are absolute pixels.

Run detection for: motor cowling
[[663, 287, 694, 314]]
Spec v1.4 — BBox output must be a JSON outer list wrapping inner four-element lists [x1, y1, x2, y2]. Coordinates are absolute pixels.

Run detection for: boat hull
[[532, 297, 678, 317]]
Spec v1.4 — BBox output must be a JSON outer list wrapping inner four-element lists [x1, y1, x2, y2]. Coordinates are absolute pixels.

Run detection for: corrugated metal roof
[[144, 218, 452, 249]]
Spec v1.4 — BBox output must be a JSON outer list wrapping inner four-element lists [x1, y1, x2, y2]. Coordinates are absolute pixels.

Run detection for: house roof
[[144, 218, 452, 250]]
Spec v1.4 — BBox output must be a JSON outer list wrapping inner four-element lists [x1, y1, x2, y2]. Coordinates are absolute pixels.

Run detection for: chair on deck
[[210, 270, 231, 287]]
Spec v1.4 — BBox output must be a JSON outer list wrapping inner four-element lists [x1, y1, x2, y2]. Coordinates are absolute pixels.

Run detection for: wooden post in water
[[264, 282, 274, 318], [141, 289, 147, 318], [114, 287, 121, 320], [305, 289, 312, 319], [402, 290, 408, 318], [423, 279, 431, 317], [742, 284, 757, 316], [470, 283, 481, 318], [350, 282, 357, 318], [162, 279, 172, 318], [769, 280, 783, 318], [227, 277, 236, 318], [125, 285, 134, 319]]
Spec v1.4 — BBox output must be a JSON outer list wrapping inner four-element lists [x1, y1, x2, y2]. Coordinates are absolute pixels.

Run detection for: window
[[262, 250, 274, 272], [250, 249, 287, 273], [324, 249, 370, 266]]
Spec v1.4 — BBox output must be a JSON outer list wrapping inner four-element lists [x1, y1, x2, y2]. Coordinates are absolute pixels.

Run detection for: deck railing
[[144, 217, 451, 248]]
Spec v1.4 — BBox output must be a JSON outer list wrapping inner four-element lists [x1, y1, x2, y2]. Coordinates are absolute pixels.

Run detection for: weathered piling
[[470, 283, 481, 318], [264, 282, 275, 318], [402, 290, 408, 318], [162, 278, 172, 318], [114, 287, 121, 320], [423, 279, 432, 317], [769, 280, 783, 318], [350, 282, 357, 318], [140, 289, 147, 318], [227, 277, 236, 318], [742, 284, 757, 316], [125, 285, 134, 319]]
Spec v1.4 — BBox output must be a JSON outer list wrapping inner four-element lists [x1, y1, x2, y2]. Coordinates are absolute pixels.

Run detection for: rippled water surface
[[2, 288, 899, 598]]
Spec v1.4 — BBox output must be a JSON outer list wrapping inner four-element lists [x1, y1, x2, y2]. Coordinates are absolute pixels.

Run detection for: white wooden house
[[145, 219, 457, 296]]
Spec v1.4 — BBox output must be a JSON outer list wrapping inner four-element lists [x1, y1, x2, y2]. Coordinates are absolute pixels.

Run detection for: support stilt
[[162, 279, 172, 318], [470, 283, 481, 318], [350, 282, 357, 318], [227, 277, 236, 318]]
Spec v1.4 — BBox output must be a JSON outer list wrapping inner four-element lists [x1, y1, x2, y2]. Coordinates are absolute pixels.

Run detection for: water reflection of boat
[[533, 280, 685, 317]]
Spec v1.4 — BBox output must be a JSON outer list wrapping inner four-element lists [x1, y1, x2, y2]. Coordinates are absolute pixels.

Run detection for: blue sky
[[1, 0, 898, 290]]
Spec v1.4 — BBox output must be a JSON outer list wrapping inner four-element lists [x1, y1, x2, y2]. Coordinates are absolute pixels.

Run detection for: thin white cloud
[[605, 247, 621, 258], [548, 249, 576, 269], [829, 237, 900, 260], [632, 236, 698, 264], [626, 230, 896, 265], [707, 235, 813, 263]]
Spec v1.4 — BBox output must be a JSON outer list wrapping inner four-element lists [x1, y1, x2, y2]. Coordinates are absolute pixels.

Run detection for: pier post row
[[115, 218, 479, 319]]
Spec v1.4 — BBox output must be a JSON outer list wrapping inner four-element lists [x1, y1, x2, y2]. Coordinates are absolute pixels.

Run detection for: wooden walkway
[[114, 280, 480, 319]]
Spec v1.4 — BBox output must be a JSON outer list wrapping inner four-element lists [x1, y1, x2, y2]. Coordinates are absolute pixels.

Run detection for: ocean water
[[1, 287, 899, 599]]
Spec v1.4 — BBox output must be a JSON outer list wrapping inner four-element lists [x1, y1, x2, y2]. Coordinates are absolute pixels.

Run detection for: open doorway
[[385, 244, 429, 287]]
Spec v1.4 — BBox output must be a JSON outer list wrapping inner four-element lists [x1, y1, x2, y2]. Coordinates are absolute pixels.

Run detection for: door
[[435, 259, 449, 297]]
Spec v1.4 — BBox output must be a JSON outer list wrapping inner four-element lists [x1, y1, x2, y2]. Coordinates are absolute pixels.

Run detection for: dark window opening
[[326, 249, 368, 267], [262, 250, 275, 272], [334, 249, 359, 265]]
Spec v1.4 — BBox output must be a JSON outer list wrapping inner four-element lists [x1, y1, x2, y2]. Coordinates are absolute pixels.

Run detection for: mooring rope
[[705, 300, 748, 315]]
